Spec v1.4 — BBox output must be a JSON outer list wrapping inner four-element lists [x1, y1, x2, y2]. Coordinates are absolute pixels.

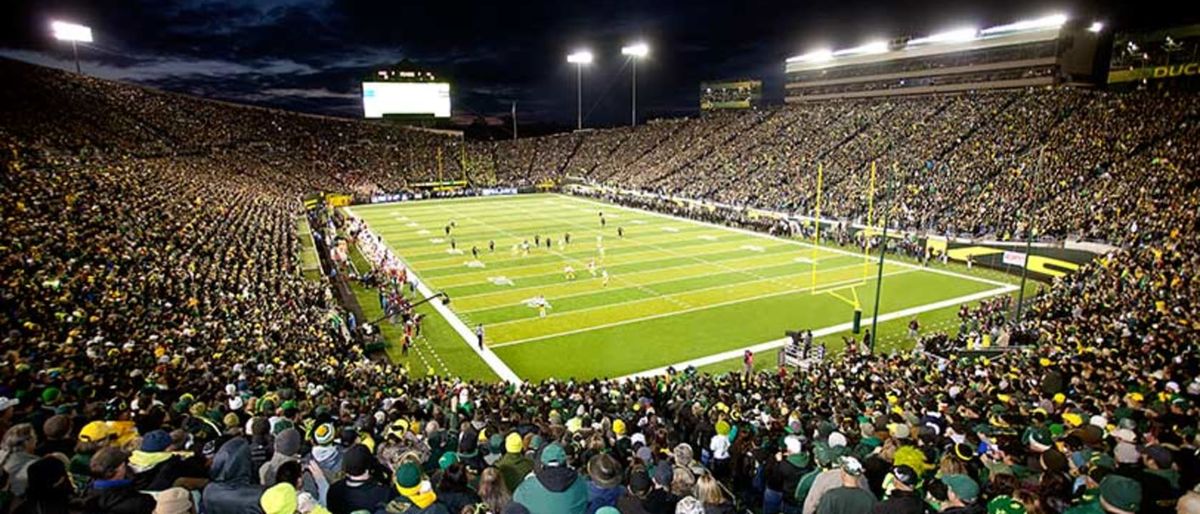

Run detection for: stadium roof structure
[[786, 14, 1068, 73]]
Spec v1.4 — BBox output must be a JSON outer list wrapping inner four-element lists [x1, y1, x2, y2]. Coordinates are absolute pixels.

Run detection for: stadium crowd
[[0, 56, 1199, 514], [511, 87, 1198, 246]]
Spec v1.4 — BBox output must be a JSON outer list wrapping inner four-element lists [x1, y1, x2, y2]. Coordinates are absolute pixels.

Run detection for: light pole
[[51, 21, 93, 74], [1013, 145, 1046, 323], [621, 43, 649, 126], [868, 164, 896, 354], [566, 50, 593, 130]]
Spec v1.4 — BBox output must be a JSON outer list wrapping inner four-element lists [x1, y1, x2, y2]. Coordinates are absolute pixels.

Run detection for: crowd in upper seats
[[507, 87, 1199, 245], [0, 57, 1198, 514], [0, 59, 475, 198]]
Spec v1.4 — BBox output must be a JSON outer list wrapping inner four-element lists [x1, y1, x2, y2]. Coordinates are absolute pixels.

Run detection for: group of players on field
[[443, 212, 623, 319]]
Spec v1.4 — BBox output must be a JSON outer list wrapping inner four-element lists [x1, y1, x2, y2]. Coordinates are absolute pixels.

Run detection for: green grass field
[[297, 218, 322, 281], [346, 194, 1018, 382]]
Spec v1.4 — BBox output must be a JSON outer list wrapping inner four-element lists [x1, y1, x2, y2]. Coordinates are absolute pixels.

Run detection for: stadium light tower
[[621, 42, 649, 126], [51, 21, 93, 74], [567, 50, 593, 130]]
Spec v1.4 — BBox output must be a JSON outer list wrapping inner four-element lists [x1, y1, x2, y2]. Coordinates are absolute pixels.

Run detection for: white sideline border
[[617, 283, 1018, 380], [455, 253, 859, 313], [488, 267, 917, 348], [345, 207, 522, 384], [556, 195, 1024, 379], [352, 194, 1021, 383]]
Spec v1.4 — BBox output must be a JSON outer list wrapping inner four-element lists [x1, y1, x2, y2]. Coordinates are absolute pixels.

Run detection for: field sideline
[[348, 193, 1016, 381]]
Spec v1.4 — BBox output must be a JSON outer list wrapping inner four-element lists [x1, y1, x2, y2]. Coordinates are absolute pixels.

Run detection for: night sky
[[2, 0, 1196, 130]]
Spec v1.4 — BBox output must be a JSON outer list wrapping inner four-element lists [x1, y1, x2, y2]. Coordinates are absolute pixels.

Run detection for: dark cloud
[[1, 0, 1197, 126]]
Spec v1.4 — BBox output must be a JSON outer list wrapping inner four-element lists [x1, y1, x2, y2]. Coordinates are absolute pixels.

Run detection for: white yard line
[[564, 194, 1014, 289], [414, 235, 779, 276], [525, 200, 815, 291], [441, 243, 836, 296], [425, 202, 697, 316], [351, 194, 1022, 383], [476, 260, 878, 325], [616, 283, 1018, 380], [489, 267, 918, 348], [455, 253, 858, 307], [405, 228, 766, 269], [345, 207, 522, 384]]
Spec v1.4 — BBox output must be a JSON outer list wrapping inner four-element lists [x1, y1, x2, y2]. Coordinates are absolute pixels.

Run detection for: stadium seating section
[[0, 57, 1197, 514]]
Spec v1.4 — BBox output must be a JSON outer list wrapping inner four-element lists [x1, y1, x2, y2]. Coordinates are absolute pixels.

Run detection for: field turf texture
[[347, 194, 1018, 382]]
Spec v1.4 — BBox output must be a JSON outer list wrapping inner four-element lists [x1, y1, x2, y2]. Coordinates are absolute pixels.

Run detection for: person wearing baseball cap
[[1062, 475, 1141, 514], [0, 396, 18, 425], [642, 459, 680, 513], [939, 474, 980, 513], [130, 429, 200, 492], [82, 446, 157, 514], [813, 457, 876, 514], [512, 443, 587, 514], [804, 454, 870, 514], [872, 465, 923, 514], [766, 435, 809, 514], [1136, 445, 1180, 514]]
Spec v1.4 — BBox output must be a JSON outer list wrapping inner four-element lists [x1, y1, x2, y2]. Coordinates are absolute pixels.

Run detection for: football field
[[347, 194, 1016, 382]]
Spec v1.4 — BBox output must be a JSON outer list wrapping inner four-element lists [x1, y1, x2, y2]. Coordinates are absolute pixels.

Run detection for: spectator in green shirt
[[816, 457, 877, 514]]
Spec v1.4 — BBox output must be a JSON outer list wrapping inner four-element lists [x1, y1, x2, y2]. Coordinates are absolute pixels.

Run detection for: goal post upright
[[810, 162, 823, 293], [864, 160, 876, 281]]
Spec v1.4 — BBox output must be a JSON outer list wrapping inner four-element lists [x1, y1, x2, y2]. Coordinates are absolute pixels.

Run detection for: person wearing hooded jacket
[[12, 456, 75, 514], [513, 443, 588, 514], [202, 438, 264, 514], [261, 428, 303, 487], [764, 436, 810, 514]]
